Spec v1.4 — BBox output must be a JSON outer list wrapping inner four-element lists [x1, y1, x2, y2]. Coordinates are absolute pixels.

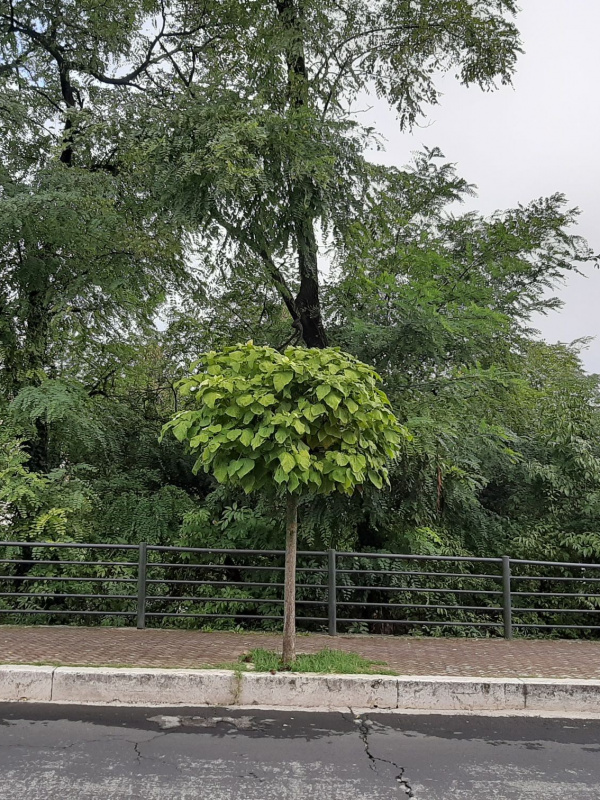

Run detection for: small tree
[[161, 342, 404, 664]]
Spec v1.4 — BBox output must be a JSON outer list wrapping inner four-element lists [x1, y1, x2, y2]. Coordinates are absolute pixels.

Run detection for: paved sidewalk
[[2, 626, 600, 678]]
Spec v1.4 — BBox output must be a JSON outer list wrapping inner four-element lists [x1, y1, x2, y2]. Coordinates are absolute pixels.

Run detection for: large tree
[[144, 0, 523, 347], [1, 0, 523, 349]]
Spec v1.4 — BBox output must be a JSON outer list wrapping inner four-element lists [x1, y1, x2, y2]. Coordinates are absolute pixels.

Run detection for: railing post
[[502, 555, 513, 640], [328, 548, 337, 636], [137, 542, 147, 630]]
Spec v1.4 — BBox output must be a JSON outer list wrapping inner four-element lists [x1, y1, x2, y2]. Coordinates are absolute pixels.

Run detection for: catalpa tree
[[162, 343, 404, 663]]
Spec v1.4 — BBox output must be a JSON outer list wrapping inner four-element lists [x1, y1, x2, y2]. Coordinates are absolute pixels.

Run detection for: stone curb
[[3, 665, 600, 714]]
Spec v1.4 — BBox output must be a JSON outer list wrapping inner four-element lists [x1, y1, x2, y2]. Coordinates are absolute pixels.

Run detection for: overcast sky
[[362, 0, 600, 372]]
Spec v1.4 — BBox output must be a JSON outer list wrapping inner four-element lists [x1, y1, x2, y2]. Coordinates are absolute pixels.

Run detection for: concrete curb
[[0, 666, 54, 702], [3, 665, 600, 714]]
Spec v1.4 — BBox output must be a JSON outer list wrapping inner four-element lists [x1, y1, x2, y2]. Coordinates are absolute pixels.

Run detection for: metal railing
[[2, 541, 600, 638]]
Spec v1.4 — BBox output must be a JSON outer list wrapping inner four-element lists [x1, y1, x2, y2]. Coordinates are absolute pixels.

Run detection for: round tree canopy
[[161, 342, 406, 495]]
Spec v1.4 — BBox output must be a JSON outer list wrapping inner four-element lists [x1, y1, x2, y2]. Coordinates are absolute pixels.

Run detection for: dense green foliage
[[162, 343, 403, 495], [1, 0, 600, 635]]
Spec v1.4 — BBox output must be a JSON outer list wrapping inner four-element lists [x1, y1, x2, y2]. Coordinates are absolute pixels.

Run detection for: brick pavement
[[2, 626, 600, 678]]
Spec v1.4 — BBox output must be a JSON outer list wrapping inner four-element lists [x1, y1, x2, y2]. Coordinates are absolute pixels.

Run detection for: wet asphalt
[[0, 703, 599, 799]]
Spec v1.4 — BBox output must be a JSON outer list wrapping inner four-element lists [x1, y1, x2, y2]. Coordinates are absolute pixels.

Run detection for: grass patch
[[233, 648, 396, 675]]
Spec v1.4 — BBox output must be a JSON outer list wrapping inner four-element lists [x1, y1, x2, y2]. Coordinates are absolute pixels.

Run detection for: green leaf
[[171, 422, 190, 442], [213, 462, 228, 483], [295, 450, 311, 470], [237, 458, 255, 478], [292, 419, 306, 434], [308, 469, 322, 487], [240, 474, 256, 494], [192, 456, 204, 475], [227, 459, 243, 477], [274, 371, 293, 392], [274, 465, 287, 484], [237, 395, 254, 407], [324, 391, 341, 411], [258, 425, 274, 438], [368, 470, 383, 489], [305, 402, 326, 420], [316, 384, 331, 401], [258, 393, 276, 406], [337, 407, 349, 424], [240, 429, 254, 447], [279, 452, 296, 474], [203, 392, 220, 408]]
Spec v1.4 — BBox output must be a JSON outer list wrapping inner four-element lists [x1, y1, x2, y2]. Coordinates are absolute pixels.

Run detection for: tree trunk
[[276, 0, 328, 349], [282, 492, 299, 666], [23, 285, 51, 472], [294, 211, 328, 348]]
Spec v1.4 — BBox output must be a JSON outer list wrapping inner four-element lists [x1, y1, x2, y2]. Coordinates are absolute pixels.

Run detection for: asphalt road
[[1, 704, 599, 799]]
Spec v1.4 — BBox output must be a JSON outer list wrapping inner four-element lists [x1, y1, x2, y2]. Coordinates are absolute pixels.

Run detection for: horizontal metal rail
[[146, 546, 327, 556], [337, 618, 503, 627], [0, 575, 137, 583], [0, 592, 136, 600], [0, 559, 137, 567], [335, 568, 501, 577], [512, 558, 600, 569], [146, 563, 327, 574], [513, 591, 600, 598], [336, 601, 502, 612], [144, 596, 326, 605], [336, 552, 503, 563], [337, 585, 503, 595], [514, 623, 600, 630], [0, 541, 138, 550], [511, 575, 600, 583], [0, 609, 135, 616], [143, 612, 328, 622], [336, 569, 503, 580], [147, 580, 326, 590], [513, 607, 600, 615]]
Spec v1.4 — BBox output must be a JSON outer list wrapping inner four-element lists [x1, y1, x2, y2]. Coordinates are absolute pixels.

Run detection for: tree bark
[[282, 492, 299, 666]]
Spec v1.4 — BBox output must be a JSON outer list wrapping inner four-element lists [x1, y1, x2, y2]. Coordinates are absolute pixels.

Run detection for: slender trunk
[[282, 492, 299, 666]]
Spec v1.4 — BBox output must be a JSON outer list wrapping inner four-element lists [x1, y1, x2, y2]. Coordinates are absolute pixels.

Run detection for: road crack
[[349, 708, 415, 798], [129, 732, 169, 765]]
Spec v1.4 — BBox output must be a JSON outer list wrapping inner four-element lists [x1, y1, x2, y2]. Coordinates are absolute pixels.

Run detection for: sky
[[362, 0, 600, 372]]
